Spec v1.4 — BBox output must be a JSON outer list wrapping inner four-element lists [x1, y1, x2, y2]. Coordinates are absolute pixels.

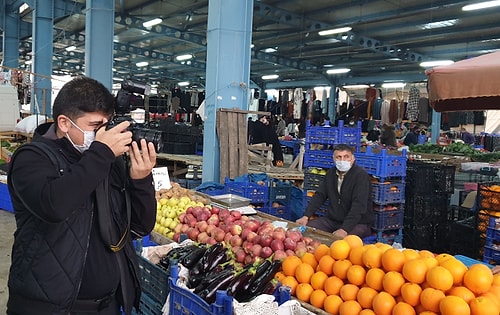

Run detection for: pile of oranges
[[275, 235, 500, 315]]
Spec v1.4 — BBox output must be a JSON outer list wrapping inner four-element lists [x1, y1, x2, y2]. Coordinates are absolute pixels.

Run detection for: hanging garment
[[406, 86, 420, 121], [365, 88, 377, 118], [388, 99, 399, 124], [372, 98, 383, 120], [293, 88, 303, 119], [380, 100, 391, 125], [417, 97, 430, 123]]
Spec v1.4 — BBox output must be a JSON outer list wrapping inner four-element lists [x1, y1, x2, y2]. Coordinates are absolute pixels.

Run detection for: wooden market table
[[156, 153, 203, 177]]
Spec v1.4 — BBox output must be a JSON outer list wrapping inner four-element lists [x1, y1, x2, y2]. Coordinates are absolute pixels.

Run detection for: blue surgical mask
[[336, 160, 352, 173], [66, 119, 95, 153]]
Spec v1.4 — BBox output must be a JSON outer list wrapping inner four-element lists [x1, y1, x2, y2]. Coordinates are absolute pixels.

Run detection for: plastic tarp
[[485, 111, 500, 134], [426, 51, 500, 112]]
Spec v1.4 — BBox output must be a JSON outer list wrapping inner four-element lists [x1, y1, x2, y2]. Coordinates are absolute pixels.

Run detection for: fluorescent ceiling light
[[65, 45, 76, 51], [113, 77, 124, 81], [19, 3, 29, 13], [420, 19, 457, 30], [326, 68, 351, 74], [463, 0, 500, 11], [25, 60, 32, 65], [318, 27, 352, 36], [343, 84, 370, 89], [176, 54, 193, 61], [262, 74, 279, 80], [136, 61, 149, 67], [142, 18, 162, 28], [382, 82, 406, 88], [263, 47, 277, 53], [178, 81, 190, 86], [420, 60, 454, 67]]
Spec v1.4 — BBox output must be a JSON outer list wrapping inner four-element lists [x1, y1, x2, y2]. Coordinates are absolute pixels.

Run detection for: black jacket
[[304, 164, 374, 232], [7, 123, 156, 315]]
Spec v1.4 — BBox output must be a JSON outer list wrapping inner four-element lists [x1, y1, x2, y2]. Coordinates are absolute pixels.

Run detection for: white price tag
[[152, 167, 171, 191]]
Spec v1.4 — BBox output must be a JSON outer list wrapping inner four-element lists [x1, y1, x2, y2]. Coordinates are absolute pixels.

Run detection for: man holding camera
[[7, 76, 157, 315]]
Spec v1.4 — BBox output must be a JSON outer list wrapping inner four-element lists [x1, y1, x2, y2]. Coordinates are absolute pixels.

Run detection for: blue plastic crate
[[268, 181, 292, 204], [303, 149, 334, 169], [363, 228, 403, 245], [259, 204, 291, 220], [373, 209, 404, 231], [303, 193, 329, 217], [486, 227, 500, 243], [372, 181, 405, 205], [224, 178, 268, 204], [132, 292, 164, 315], [483, 245, 500, 264], [354, 147, 407, 179], [455, 254, 492, 268], [137, 253, 170, 307], [0, 182, 13, 213], [303, 169, 326, 190], [339, 120, 362, 147], [305, 122, 341, 145]]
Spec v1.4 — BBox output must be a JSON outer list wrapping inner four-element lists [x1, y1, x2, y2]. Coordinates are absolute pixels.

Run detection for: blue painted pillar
[[430, 109, 441, 144], [3, 10, 20, 69], [202, 0, 253, 182], [85, 0, 114, 90], [32, 0, 53, 116]]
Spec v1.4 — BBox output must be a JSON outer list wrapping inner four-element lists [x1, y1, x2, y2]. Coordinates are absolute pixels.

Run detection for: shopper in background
[[6, 76, 157, 315], [275, 114, 286, 137], [461, 127, 475, 145], [250, 115, 284, 167], [403, 125, 420, 146], [379, 123, 397, 148], [296, 144, 374, 238]]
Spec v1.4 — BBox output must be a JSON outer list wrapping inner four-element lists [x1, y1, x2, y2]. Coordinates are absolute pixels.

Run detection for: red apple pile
[[173, 205, 322, 264]]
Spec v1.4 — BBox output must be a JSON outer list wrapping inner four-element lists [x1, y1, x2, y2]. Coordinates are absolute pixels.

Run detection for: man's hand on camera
[[95, 121, 133, 157], [129, 139, 157, 180]]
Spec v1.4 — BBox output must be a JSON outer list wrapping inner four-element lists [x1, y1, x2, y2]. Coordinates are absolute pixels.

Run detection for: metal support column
[[430, 109, 442, 144], [3, 9, 20, 69], [202, 0, 253, 182], [85, 0, 114, 90]]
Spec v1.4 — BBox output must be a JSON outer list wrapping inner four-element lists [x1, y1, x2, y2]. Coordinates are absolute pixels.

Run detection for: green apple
[[169, 219, 178, 230], [164, 217, 173, 228], [167, 198, 179, 207], [166, 208, 177, 219], [166, 231, 174, 239]]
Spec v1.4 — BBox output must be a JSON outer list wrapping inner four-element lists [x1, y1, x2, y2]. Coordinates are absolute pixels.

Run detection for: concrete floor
[[0, 210, 15, 315]]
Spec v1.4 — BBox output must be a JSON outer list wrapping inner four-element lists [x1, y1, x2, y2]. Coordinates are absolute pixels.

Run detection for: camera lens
[[132, 127, 164, 153]]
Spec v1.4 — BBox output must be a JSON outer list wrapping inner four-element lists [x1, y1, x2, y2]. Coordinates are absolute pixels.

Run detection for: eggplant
[[227, 267, 253, 296], [180, 246, 207, 269], [261, 279, 278, 295], [247, 260, 282, 294], [206, 248, 230, 272], [198, 270, 236, 304], [199, 242, 225, 273], [235, 259, 281, 302], [193, 266, 235, 294]]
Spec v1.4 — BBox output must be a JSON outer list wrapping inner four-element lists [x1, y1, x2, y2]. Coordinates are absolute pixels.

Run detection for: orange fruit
[[480, 291, 500, 308], [344, 234, 364, 249], [296, 283, 314, 302], [324, 275, 344, 296], [381, 248, 406, 272], [470, 296, 500, 315], [436, 253, 454, 264], [365, 267, 385, 291], [324, 294, 343, 315], [382, 271, 406, 296], [426, 266, 454, 291], [464, 263, 494, 295], [402, 248, 420, 261], [419, 312, 438, 315], [357, 286, 378, 309], [333, 259, 353, 280], [448, 286, 476, 304], [376, 242, 393, 253], [302, 252, 319, 270], [418, 249, 435, 258], [402, 258, 428, 284], [282, 255, 302, 276], [340, 283, 360, 301], [440, 258, 468, 285], [309, 289, 328, 309], [339, 300, 362, 315], [359, 310, 376, 315], [400, 282, 422, 307], [419, 287, 445, 313], [311, 271, 329, 290], [281, 275, 299, 295], [392, 301, 416, 315], [372, 291, 396, 315], [347, 265, 367, 286], [488, 284, 500, 300], [318, 255, 336, 276], [439, 295, 471, 315], [493, 274, 500, 286], [314, 243, 331, 262], [349, 246, 366, 266], [362, 246, 383, 269], [295, 262, 315, 283], [274, 271, 286, 281], [422, 257, 439, 269], [330, 239, 351, 260]]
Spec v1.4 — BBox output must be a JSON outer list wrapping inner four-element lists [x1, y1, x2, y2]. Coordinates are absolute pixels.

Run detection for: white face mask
[[336, 160, 352, 173], [66, 119, 95, 153]]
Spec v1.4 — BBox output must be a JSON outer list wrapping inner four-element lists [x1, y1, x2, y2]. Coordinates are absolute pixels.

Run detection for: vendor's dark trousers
[[307, 216, 371, 237]]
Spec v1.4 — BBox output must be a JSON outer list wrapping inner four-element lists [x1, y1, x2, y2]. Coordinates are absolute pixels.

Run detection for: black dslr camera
[[107, 80, 164, 152]]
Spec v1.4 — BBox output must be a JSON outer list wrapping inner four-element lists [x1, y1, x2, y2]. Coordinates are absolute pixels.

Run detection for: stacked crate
[[403, 161, 456, 252], [302, 120, 362, 217], [355, 147, 407, 244], [476, 182, 500, 264]]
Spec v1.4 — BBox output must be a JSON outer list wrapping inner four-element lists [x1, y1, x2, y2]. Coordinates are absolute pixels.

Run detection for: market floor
[[0, 210, 15, 315]]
